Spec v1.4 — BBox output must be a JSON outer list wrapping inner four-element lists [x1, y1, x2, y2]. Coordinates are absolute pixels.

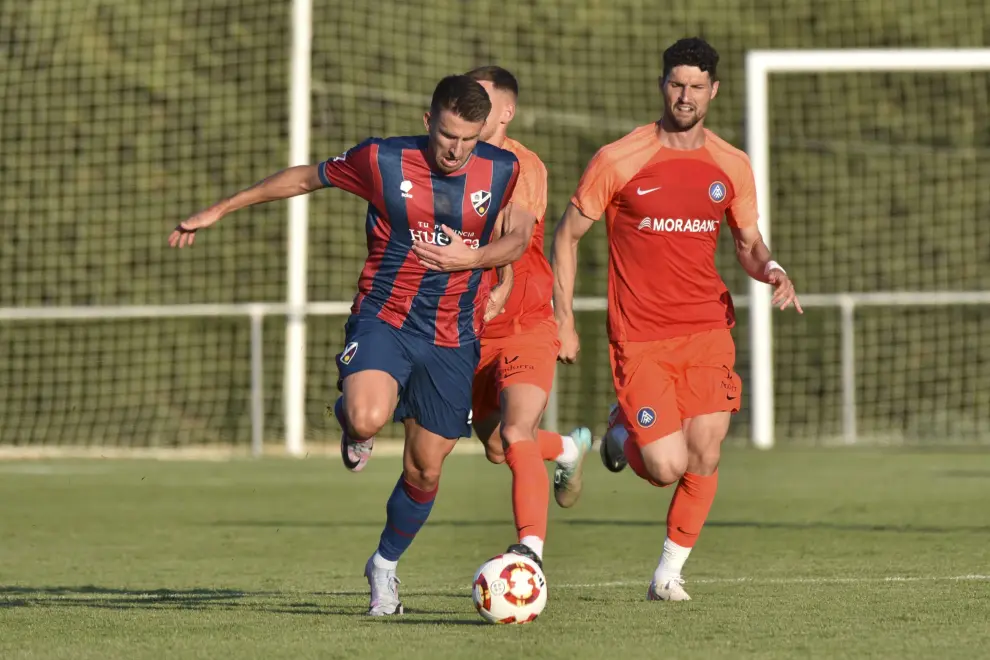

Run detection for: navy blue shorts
[[335, 314, 480, 439]]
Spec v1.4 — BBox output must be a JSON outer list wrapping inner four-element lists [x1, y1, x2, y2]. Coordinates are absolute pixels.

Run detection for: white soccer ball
[[471, 552, 547, 624]]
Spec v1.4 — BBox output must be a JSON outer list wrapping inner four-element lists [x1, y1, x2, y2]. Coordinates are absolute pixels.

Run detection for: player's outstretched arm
[[730, 223, 803, 313], [551, 203, 597, 363], [168, 165, 324, 248], [412, 202, 534, 272]]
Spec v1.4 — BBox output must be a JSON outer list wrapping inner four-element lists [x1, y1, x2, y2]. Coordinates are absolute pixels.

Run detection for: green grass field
[[2, 448, 989, 659]]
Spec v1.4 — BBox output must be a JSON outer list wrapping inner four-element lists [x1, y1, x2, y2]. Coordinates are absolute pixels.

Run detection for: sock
[[372, 551, 398, 570], [504, 440, 549, 544], [654, 538, 693, 584], [520, 535, 544, 559], [556, 435, 580, 467], [658, 471, 719, 579], [536, 430, 564, 462], [376, 475, 438, 561], [623, 441, 664, 488]]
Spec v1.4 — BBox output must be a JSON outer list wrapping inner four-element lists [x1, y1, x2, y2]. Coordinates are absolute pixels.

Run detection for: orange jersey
[[571, 123, 759, 342], [483, 137, 555, 338]]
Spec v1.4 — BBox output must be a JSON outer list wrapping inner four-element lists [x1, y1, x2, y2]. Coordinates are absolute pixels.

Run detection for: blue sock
[[376, 475, 438, 561]]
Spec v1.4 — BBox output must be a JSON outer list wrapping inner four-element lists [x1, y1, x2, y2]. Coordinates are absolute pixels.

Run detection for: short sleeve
[[570, 149, 622, 221], [318, 138, 380, 202], [509, 154, 548, 222], [725, 155, 759, 229]]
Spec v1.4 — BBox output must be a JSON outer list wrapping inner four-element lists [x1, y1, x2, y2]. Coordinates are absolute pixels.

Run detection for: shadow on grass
[[0, 585, 461, 617], [212, 518, 990, 535]]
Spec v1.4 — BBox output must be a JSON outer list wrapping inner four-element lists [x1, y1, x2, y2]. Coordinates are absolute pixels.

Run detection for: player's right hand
[[168, 206, 224, 248], [557, 322, 581, 364], [768, 269, 803, 314], [483, 283, 511, 323]]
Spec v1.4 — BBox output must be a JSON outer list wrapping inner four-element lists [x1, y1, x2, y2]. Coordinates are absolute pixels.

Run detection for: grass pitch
[[2, 448, 989, 659]]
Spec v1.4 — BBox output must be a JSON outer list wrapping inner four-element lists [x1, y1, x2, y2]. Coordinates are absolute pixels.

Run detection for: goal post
[[745, 48, 990, 450], [284, 0, 314, 457]]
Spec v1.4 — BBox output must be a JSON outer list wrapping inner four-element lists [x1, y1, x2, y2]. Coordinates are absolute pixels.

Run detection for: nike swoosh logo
[[636, 186, 661, 195]]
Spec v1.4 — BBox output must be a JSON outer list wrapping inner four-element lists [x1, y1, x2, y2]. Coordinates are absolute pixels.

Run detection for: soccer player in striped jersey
[[552, 38, 802, 601], [460, 66, 592, 570], [169, 75, 536, 616]]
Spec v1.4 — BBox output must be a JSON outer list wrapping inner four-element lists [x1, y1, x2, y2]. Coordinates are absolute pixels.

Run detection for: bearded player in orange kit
[[551, 38, 802, 601]]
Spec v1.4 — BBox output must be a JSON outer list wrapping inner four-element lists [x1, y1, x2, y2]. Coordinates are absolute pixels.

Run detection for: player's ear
[[423, 111, 432, 132], [710, 80, 719, 100], [503, 101, 516, 124]]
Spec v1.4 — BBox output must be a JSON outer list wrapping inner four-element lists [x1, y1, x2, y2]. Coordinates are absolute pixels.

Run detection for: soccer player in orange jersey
[[551, 38, 802, 601], [464, 66, 593, 568]]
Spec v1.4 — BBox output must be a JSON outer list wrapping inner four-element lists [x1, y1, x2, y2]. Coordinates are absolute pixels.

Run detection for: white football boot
[[647, 576, 692, 601], [364, 556, 403, 616]]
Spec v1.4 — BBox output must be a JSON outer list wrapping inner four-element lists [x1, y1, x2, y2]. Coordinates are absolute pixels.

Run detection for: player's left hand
[[168, 205, 225, 248], [483, 282, 511, 322], [768, 268, 803, 313], [412, 225, 479, 272]]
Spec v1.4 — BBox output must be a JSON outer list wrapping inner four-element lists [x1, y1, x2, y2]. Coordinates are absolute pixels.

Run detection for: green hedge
[[1, 0, 987, 445]]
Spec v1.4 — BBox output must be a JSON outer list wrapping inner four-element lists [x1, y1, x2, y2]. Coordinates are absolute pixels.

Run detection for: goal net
[[750, 55, 990, 446], [0, 1, 293, 448], [2, 0, 988, 449]]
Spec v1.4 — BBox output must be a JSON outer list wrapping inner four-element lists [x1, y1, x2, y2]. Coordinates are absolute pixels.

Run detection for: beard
[[667, 104, 704, 131]]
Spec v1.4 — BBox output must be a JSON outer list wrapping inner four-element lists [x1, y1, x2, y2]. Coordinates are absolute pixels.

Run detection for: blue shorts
[[335, 314, 480, 439]]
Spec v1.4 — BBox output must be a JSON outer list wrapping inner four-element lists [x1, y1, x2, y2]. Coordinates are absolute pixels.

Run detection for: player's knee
[[477, 429, 505, 464], [404, 465, 442, 492], [483, 441, 505, 465], [499, 422, 539, 448], [690, 443, 722, 474], [686, 427, 726, 474], [642, 450, 688, 487], [345, 403, 389, 440]]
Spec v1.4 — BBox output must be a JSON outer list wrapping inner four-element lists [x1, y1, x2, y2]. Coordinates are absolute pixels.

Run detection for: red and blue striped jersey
[[318, 135, 520, 348]]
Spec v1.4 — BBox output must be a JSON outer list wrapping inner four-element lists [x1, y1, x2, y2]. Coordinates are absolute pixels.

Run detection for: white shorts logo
[[339, 342, 359, 365]]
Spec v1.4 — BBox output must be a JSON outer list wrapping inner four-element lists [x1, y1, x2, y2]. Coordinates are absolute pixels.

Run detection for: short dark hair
[[465, 65, 519, 98], [430, 75, 492, 123], [662, 37, 719, 81]]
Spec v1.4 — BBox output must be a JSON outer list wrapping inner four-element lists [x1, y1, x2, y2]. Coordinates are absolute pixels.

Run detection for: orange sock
[[623, 440, 665, 488], [536, 430, 563, 462], [666, 471, 719, 547], [503, 440, 549, 542]]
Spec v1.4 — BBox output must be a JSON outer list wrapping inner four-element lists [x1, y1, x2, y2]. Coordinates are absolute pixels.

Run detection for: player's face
[[424, 109, 485, 174], [475, 81, 516, 144], [661, 66, 719, 131]]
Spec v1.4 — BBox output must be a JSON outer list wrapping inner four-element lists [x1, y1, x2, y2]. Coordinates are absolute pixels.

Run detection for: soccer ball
[[471, 552, 547, 624]]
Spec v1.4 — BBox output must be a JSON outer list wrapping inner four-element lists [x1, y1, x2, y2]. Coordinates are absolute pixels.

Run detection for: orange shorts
[[610, 328, 742, 448], [472, 318, 559, 423]]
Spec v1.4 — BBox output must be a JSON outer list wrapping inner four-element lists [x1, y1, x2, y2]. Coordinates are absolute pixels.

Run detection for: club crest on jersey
[[470, 190, 492, 216], [637, 406, 657, 428], [709, 181, 727, 203], [339, 341, 359, 365]]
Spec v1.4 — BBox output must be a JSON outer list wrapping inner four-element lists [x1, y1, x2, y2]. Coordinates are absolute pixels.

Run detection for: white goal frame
[[745, 48, 990, 449]]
